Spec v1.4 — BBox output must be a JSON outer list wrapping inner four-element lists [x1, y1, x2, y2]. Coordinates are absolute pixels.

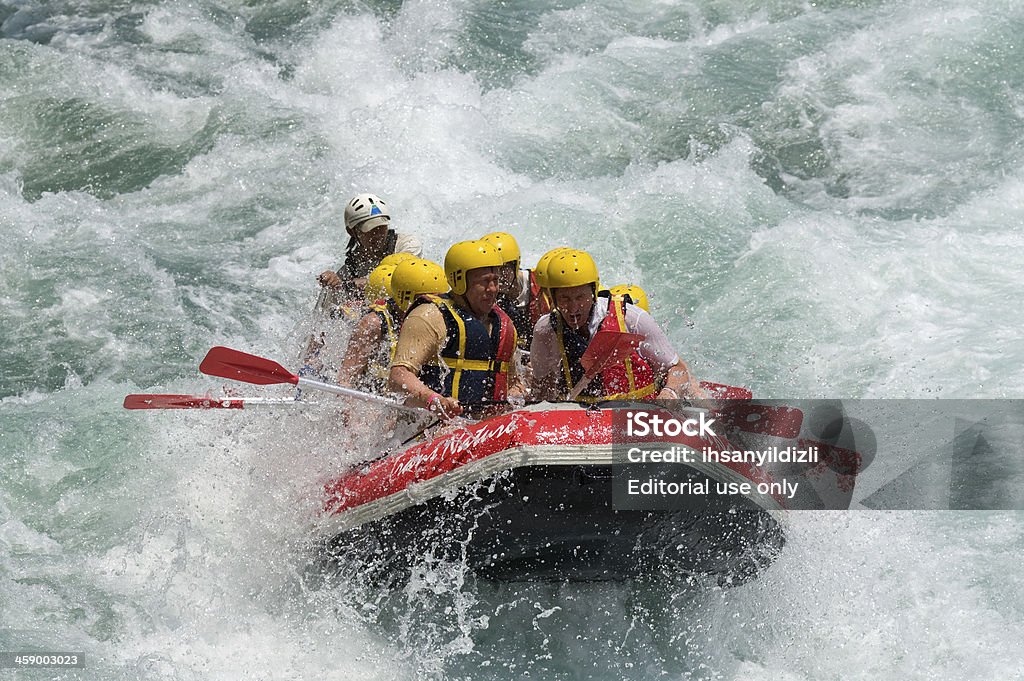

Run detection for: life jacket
[[527, 269, 549, 326], [342, 229, 399, 279], [361, 298, 402, 392], [498, 269, 541, 350], [416, 294, 517, 404], [552, 295, 657, 403], [330, 301, 364, 321], [497, 297, 531, 351]]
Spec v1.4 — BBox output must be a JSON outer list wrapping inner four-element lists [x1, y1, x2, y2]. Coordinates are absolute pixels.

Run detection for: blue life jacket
[[415, 294, 517, 404]]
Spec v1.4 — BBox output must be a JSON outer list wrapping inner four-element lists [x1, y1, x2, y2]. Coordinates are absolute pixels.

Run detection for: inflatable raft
[[318, 399, 797, 583]]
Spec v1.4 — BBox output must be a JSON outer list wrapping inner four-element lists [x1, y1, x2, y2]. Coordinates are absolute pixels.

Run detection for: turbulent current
[[2, 0, 1023, 678]]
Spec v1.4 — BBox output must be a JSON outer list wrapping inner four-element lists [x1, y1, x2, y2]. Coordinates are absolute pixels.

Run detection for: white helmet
[[344, 193, 390, 233]]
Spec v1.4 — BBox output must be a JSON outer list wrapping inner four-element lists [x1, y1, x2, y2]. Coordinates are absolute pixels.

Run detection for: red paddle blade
[[699, 381, 753, 400], [123, 394, 245, 410], [580, 330, 644, 377], [716, 403, 803, 439], [199, 346, 299, 386]]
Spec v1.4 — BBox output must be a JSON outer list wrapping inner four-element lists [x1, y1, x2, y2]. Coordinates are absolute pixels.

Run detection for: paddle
[[199, 346, 422, 416], [711, 402, 803, 439], [699, 382, 753, 400], [123, 394, 311, 410], [567, 330, 645, 400]]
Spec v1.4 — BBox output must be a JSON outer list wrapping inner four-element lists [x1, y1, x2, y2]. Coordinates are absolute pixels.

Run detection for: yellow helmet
[[544, 249, 600, 291], [364, 263, 398, 301], [379, 252, 417, 268], [609, 284, 649, 312], [533, 247, 571, 289], [444, 240, 504, 295], [391, 258, 448, 312], [481, 232, 521, 270]]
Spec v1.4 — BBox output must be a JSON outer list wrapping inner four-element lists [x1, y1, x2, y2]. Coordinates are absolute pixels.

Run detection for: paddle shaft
[[123, 394, 311, 410], [567, 375, 595, 401], [295, 375, 422, 415]]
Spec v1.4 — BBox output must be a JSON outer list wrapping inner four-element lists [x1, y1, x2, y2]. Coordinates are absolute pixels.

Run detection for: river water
[[2, 0, 1022, 678]]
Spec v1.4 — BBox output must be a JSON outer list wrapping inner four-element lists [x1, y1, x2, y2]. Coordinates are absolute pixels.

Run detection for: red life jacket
[[527, 269, 550, 326], [554, 296, 657, 402]]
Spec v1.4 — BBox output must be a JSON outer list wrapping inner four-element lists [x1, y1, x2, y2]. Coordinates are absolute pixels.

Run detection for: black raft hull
[[328, 461, 784, 584]]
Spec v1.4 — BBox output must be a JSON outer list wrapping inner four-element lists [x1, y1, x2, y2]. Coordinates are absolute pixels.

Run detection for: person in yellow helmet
[[378, 251, 418, 269], [389, 240, 521, 419], [363, 263, 398, 303], [607, 284, 649, 313], [316, 194, 422, 314], [533, 246, 571, 315], [337, 259, 447, 393], [529, 250, 705, 402], [480, 231, 548, 349]]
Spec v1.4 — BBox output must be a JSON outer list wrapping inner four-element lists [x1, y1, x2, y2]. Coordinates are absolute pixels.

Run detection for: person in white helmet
[[316, 193, 422, 314]]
